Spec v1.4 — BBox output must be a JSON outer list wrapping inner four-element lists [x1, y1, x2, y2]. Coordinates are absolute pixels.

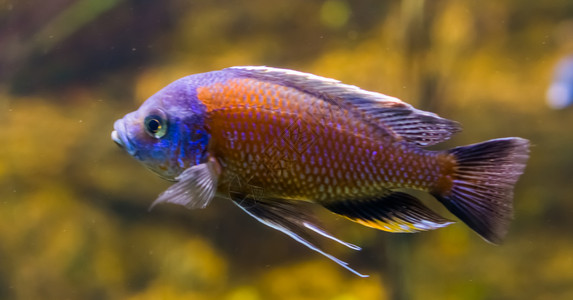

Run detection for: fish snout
[[111, 118, 137, 156], [112, 119, 125, 149], [111, 130, 123, 149]]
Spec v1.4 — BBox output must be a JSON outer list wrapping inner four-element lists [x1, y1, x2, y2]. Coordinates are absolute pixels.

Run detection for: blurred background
[[1, 0, 573, 299]]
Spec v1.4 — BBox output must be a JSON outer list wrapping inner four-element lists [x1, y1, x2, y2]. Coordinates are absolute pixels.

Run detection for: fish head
[[111, 78, 210, 181]]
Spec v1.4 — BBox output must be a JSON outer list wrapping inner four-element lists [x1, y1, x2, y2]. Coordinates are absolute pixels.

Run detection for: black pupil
[[147, 117, 161, 133]]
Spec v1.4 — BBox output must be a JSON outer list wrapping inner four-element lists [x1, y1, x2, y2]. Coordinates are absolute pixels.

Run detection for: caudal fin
[[434, 138, 530, 244]]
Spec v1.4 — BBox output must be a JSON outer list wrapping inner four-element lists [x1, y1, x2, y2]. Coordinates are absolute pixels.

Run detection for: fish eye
[[144, 112, 168, 138]]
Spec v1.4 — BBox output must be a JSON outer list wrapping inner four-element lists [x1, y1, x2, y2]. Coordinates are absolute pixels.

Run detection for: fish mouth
[[112, 119, 137, 156], [111, 130, 123, 148]]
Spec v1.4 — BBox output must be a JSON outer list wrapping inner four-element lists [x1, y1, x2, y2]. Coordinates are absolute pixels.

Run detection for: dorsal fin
[[227, 66, 461, 146]]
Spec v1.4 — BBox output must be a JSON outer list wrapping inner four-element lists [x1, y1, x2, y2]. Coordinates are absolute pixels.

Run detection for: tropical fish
[[547, 55, 573, 109], [112, 66, 530, 277]]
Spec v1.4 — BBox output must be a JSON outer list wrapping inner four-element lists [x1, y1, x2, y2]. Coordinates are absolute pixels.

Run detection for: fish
[[111, 66, 530, 277], [547, 55, 573, 109]]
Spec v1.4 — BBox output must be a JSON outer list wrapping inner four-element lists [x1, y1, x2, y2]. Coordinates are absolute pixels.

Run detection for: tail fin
[[434, 137, 530, 244]]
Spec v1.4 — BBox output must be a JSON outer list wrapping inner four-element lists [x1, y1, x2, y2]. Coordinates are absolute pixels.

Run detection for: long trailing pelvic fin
[[231, 195, 368, 277]]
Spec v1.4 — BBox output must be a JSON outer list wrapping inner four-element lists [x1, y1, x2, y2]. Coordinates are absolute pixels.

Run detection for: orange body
[[198, 78, 456, 204]]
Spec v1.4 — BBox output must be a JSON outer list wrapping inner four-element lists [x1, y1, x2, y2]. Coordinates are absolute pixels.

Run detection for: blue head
[[112, 77, 210, 180]]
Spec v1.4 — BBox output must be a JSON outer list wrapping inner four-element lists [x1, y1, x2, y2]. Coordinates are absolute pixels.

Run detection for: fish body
[[204, 78, 450, 200], [112, 66, 529, 276]]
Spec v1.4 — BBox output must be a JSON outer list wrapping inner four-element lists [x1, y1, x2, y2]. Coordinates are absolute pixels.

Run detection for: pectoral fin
[[322, 190, 454, 233], [231, 195, 368, 277], [150, 158, 221, 210]]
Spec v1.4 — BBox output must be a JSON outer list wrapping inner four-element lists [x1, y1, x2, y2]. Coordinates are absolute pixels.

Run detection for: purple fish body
[[112, 66, 529, 276]]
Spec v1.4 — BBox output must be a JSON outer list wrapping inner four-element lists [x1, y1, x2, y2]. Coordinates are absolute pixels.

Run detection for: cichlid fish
[[112, 66, 530, 276]]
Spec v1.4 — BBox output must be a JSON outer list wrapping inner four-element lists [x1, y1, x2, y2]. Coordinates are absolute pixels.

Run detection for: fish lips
[[112, 119, 138, 156]]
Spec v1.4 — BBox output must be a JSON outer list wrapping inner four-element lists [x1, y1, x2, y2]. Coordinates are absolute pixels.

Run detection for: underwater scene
[[1, 1, 573, 299]]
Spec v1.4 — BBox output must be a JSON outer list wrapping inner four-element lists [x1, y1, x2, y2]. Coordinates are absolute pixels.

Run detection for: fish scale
[[199, 78, 451, 202]]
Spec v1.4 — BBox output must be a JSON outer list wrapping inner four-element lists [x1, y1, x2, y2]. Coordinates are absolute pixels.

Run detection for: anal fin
[[323, 190, 454, 233]]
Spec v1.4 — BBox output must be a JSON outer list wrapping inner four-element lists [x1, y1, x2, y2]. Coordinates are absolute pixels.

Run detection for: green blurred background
[[1, 0, 572, 299]]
